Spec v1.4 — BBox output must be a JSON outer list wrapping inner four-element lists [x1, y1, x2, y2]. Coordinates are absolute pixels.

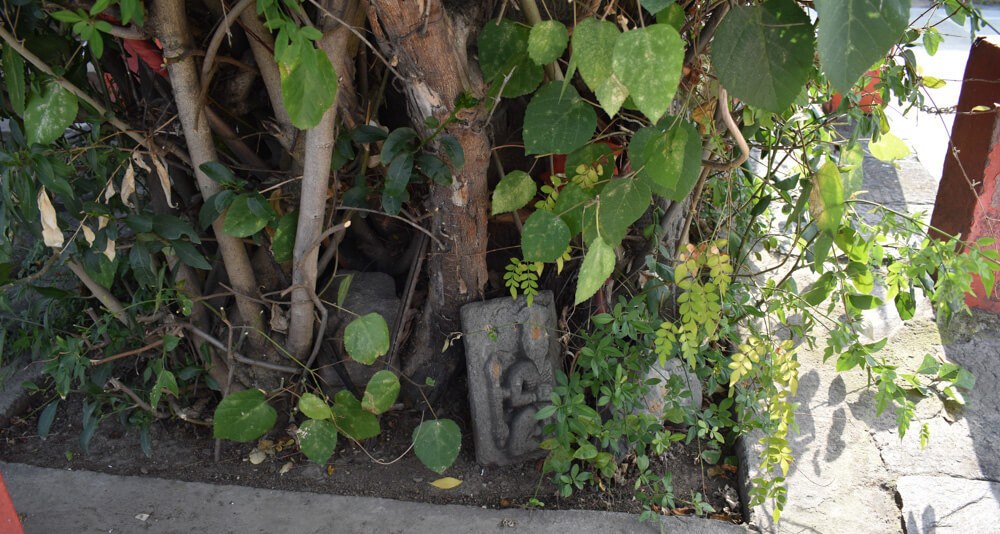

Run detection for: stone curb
[[0, 462, 750, 533]]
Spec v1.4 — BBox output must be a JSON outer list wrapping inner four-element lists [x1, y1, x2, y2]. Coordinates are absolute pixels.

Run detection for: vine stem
[[0, 25, 190, 165]]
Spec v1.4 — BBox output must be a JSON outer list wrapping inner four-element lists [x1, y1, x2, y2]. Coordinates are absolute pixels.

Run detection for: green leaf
[[416, 154, 452, 185], [25, 82, 78, 146], [566, 143, 615, 181], [412, 419, 461, 474], [171, 240, 211, 270], [552, 183, 593, 236], [809, 161, 844, 233], [439, 136, 464, 170], [344, 313, 390, 365], [639, 119, 702, 201], [597, 178, 651, 247], [152, 214, 200, 242], [816, 0, 910, 94], [847, 294, 883, 310], [385, 153, 414, 196], [50, 10, 83, 22], [640, 0, 675, 12], [337, 273, 354, 307], [381, 128, 419, 167], [522, 209, 572, 263], [199, 190, 236, 229], [917, 353, 940, 375], [575, 237, 615, 305], [280, 46, 338, 129], [3, 43, 26, 117], [199, 161, 237, 185], [478, 18, 544, 97], [492, 171, 537, 215], [523, 82, 597, 155], [895, 291, 916, 320], [711, 0, 815, 113], [923, 27, 943, 56], [869, 133, 910, 162], [38, 401, 58, 440], [213, 389, 277, 442], [571, 18, 620, 90], [528, 20, 568, 65], [351, 125, 388, 143], [612, 25, 684, 123], [272, 210, 298, 263], [362, 370, 400, 414], [803, 272, 835, 306], [839, 142, 865, 199], [150, 368, 178, 412], [332, 390, 380, 440], [298, 392, 333, 420], [656, 4, 685, 30], [298, 418, 338, 465], [571, 18, 625, 115], [846, 261, 874, 293], [223, 193, 272, 238]]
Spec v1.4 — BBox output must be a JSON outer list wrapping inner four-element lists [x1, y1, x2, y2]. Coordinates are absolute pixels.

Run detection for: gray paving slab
[[0, 462, 749, 534], [897, 476, 1000, 533]]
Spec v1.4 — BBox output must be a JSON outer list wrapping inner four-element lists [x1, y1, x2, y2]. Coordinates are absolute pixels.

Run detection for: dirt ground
[[0, 390, 743, 525]]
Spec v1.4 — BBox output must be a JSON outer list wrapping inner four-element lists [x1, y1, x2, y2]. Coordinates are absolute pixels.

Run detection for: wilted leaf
[[429, 477, 464, 489], [38, 188, 64, 248]]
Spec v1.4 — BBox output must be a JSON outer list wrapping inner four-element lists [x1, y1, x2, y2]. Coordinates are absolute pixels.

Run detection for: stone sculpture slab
[[461, 291, 560, 466]]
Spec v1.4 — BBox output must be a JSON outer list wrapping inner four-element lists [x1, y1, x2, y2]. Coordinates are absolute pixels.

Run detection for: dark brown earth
[[0, 389, 743, 524]]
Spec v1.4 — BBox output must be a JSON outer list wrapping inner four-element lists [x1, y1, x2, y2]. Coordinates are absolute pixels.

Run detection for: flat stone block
[[461, 291, 560, 466], [897, 476, 1000, 533]]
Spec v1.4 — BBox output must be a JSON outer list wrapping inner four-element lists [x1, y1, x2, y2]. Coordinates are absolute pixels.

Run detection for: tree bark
[[370, 0, 493, 400], [152, 1, 274, 386], [287, 0, 364, 361]]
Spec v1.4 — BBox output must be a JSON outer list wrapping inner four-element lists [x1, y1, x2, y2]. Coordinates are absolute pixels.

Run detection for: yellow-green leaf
[[429, 477, 463, 489]]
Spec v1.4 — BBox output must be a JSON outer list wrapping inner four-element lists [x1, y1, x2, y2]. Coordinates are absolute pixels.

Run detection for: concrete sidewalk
[[0, 462, 748, 534]]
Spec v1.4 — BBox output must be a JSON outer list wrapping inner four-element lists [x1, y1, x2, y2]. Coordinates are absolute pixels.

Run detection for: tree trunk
[[370, 0, 493, 400]]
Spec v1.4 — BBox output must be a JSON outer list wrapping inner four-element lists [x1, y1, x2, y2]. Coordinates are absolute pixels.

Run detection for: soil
[[0, 388, 743, 525]]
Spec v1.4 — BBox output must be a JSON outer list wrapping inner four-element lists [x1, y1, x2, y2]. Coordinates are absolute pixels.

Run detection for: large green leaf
[[639, 119, 703, 201], [344, 313, 390, 365], [816, 0, 910, 94], [332, 390, 380, 440], [2, 43, 26, 117], [522, 209, 571, 263], [298, 419, 338, 465], [478, 18, 544, 97], [492, 171, 537, 215], [575, 237, 615, 305], [597, 178, 651, 247], [809, 161, 844, 233], [362, 370, 400, 415], [412, 419, 461, 474], [213, 390, 277, 442], [280, 46, 338, 129], [528, 20, 568, 65], [551, 183, 594, 237], [223, 193, 274, 238], [611, 25, 683, 123], [523, 82, 596, 155], [25, 82, 78, 146], [711, 0, 815, 113], [570, 18, 620, 91]]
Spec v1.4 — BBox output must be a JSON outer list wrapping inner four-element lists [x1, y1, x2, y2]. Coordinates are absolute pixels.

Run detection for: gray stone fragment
[[321, 272, 400, 391], [0, 362, 43, 428], [897, 476, 1000, 533], [461, 291, 560, 466], [636, 357, 702, 421]]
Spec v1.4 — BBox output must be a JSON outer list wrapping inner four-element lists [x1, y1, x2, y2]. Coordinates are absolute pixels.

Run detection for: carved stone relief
[[461, 291, 560, 466]]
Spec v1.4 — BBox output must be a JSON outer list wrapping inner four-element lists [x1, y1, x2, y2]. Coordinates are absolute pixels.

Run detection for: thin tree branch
[[65, 259, 128, 325]]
